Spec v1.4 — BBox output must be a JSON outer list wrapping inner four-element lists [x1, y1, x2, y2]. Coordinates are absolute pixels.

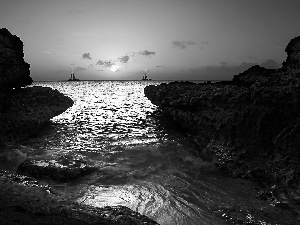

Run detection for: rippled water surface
[[3, 81, 297, 225]]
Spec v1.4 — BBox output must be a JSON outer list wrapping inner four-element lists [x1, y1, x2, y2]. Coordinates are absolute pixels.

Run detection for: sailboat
[[68, 67, 80, 81], [142, 69, 151, 80]]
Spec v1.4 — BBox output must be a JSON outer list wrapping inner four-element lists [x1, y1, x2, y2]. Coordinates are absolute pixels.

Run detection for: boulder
[[17, 154, 97, 182], [0, 28, 32, 90]]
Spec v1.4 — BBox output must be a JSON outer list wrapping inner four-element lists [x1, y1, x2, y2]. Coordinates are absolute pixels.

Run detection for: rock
[[17, 155, 97, 182], [282, 36, 300, 71], [0, 28, 32, 90], [144, 36, 300, 206], [232, 65, 271, 87], [0, 86, 73, 146]]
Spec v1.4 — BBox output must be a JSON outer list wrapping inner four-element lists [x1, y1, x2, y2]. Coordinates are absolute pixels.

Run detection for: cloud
[[138, 50, 156, 56], [118, 55, 130, 63], [259, 59, 280, 69], [96, 59, 115, 68], [172, 40, 197, 49], [82, 53, 92, 60]]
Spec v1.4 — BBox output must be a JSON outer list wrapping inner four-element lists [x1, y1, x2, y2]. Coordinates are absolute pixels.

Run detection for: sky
[[1, 0, 300, 81]]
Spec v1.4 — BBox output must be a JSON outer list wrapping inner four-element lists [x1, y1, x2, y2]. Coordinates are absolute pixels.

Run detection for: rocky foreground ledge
[[144, 37, 300, 214]]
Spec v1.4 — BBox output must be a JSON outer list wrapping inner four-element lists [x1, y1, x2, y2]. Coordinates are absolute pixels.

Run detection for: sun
[[110, 65, 120, 72]]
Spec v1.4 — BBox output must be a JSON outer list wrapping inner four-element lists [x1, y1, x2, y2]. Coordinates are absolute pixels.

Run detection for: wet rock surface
[[0, 171, 159, 225], [17, 155, 97, 182], [144, 37, 300, 218]]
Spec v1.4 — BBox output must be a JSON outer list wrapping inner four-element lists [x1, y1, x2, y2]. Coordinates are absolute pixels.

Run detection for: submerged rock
[[17, 157, 97, 182], [144, 36, 300, 211]]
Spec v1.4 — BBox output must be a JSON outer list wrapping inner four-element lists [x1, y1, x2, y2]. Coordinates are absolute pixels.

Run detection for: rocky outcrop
[[0, 28, 32, 90], [144, 37, 300, 212], [282, 36, 300, 71], [0, 86, 73, 146]]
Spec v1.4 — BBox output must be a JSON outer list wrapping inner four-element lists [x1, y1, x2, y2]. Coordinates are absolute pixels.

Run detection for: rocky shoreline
[[0, 28, 159, 224], [144, 37, 300, 217]]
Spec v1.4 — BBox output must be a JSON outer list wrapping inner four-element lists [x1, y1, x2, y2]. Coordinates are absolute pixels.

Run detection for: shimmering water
[[2, 81, 297, 224]]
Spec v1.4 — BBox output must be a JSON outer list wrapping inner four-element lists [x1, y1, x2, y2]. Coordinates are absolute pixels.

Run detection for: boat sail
[[142, 69, 151, 80]]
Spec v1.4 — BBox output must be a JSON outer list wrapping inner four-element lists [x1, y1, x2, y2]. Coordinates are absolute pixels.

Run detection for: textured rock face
[[144, 37, 300, 208], [282, 36, 300, 70], [0, 86, 73, 146], [0, 28, 32, 90]]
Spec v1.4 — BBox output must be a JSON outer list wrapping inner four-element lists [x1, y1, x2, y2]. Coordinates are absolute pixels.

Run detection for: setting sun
[[110, 65, 120, 72]]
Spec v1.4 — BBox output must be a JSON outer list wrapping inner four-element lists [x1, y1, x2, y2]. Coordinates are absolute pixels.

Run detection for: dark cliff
[[0, 28, 73, 145], [0, 28, 32, 91], [144, 37, 300, 208]]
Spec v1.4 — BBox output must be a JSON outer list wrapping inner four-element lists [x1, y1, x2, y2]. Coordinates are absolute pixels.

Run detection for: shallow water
[[1, 81, 297, 224]]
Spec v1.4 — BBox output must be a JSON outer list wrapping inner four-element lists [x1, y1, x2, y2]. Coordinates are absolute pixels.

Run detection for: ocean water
[[2, 81, 296, 225]]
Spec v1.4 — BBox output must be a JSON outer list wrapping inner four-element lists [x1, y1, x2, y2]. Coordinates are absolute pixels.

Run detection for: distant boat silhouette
[[68, 72, 80, 81], [142, 69, 151, 80], [68, 68, 80, 81]]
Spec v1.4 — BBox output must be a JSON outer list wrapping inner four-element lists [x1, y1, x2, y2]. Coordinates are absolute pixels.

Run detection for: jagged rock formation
[[144, 37, 300, 212], [0, 28, 32, 90], [282, 36, 300, 70]]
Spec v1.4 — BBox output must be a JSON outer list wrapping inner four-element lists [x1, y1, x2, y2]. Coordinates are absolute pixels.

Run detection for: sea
[[1, 81, 296, 225]]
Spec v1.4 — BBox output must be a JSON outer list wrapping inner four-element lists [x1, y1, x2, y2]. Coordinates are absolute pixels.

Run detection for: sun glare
[[111, 65, 120, 72]]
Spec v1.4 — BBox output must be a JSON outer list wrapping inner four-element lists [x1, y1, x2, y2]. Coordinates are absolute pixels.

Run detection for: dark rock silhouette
[[144, 36, 300, 213], [282, 36, 300, 70], [0, 28, 32, 90]]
